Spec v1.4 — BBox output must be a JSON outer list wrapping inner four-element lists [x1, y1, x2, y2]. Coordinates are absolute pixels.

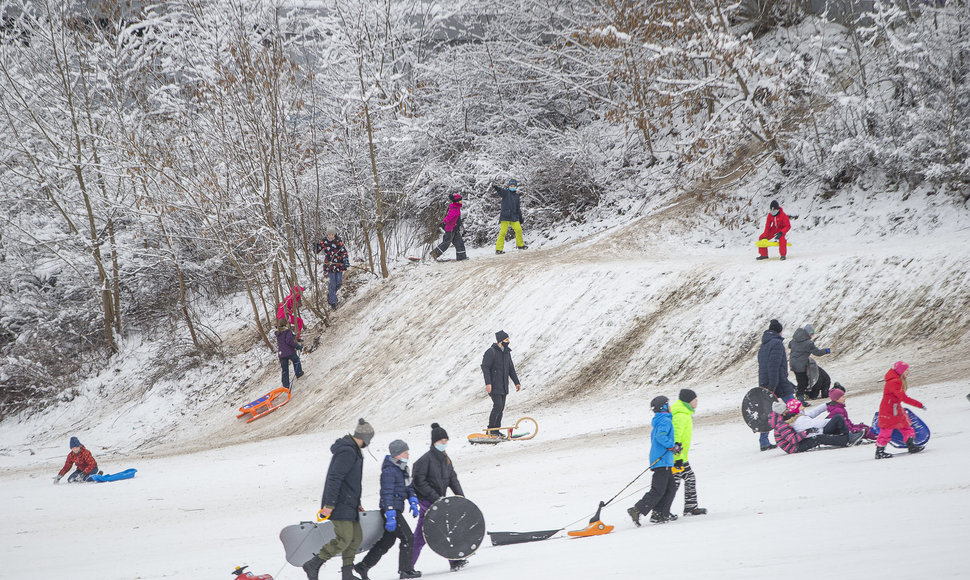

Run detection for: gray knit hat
[[388, 439, 409, 457], [353, 418, 375, 448]]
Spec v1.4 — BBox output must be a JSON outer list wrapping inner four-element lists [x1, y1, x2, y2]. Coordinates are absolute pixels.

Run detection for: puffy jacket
[[378, 455, 415, 513], [58, 446, 98, 477], [788, 327, 828, 373], [878, 369, 924, 430], [757, 330, 795, 399], [320, 435, 364, 521], [826, 401, 870, 433], [670, 399, 694, 463], [649, 411, 675, 468], [412, 445, 464, 503], [790, 404, 830, 434], [770, 411, 805, 454], [276, 328, 301, 358], [442, 202, 462, 232], [277, 285, 303, 321], [320, 236, 349, 273], [761, 208, 791, 238], [492, 185, 522, 222], [481, 343, 520, 396]]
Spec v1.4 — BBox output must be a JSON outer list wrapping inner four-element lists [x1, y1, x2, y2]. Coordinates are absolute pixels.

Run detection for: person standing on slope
[[756, 200, 790, 261], [54, 436, 100, 483], [431, 193, 468, 262], [481, 331, 521, 438], [302, 418, 375, 580], [671, 389, 707, 517], [412, 423, 467, 572], [277, 284, 305, 339], [315, 226, 350, 311], [492, 178, 527, 254], [789, 324, 831, 404], [875, 361, 926, 459], [627, 396, 680, 526], [353, 439, 422, 580], [276, 319, 304, 391], [757, 319, 796, 451]]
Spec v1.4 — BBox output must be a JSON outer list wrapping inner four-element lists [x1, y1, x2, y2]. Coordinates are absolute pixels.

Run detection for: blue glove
[[384, 509, 397, 532], [409, 496, 419, 517], [824, 348, 831, 354]]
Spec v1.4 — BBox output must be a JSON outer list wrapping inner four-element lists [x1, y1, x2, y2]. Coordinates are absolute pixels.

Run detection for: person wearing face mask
[[411, 423, 467, 572], [353, 440, 422, 580], [302, 418, 375, 580], [481, 331, 522, 439], [492, 178, 527, 254], [756, 200, 791, 261]]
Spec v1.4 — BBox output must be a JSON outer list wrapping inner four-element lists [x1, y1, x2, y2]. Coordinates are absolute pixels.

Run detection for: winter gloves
[[772, 400, 788, 414], [53, 475, 61, 484], [409, 496, 420, 518], [824, 348, 831, 354], [384, 509, 397, 532], [772, 232, 782, 240]]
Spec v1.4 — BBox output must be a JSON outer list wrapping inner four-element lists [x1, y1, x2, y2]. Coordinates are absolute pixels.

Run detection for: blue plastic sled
[[870, 410, 930, 449], [88, 468, 137, 483]]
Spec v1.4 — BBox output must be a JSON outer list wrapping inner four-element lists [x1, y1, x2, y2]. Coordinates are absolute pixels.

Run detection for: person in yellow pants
[[493, 178, 528, 254]]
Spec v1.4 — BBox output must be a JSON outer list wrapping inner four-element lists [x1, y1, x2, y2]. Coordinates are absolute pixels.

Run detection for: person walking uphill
[[353, 440, 422, 580], [277, 284, 305, 339], [756, 200, 791, 260], [671, 389, 707, 517], [481, 331, 521, 438], [54, 437, 100, 483], [627, 396, 680, 526], [276, 319, 304, 390], [757, 319, 796, 451], [875, 361, 926, 459], [431, 194, 467, 262], [315, 225, 350, 311], [302, 418, 376, 580], [789, 324, 831, 403], [412, 423, 467, 572], [492, 178, 527, 254]]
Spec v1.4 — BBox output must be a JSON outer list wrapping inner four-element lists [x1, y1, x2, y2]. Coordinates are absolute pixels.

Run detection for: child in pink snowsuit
[[874, 361, 926, 459], [276, 285, 304, 339]]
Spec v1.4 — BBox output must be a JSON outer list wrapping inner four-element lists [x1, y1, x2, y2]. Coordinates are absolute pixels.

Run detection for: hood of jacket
[[671, 399, 695, 417], [762, 329, 783, 345], [791, 327, 811, 344], [331, 434, 363, 457]]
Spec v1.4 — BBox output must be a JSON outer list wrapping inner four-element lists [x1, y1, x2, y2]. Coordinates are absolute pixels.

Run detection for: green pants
[[316, 519, 363, 566], [495, 221, 524, 251]]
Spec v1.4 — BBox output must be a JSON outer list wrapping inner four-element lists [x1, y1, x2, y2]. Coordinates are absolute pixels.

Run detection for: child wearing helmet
[[431, 193, 467, 261], [627, 396, 680, 526]]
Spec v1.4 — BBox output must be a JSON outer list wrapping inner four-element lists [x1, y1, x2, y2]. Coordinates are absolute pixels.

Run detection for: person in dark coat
[[276, 319, 304, 390], [54, 436, 100, 483], [303, 418, 375, 580], [354, 440, 421, 580], [627, 396, 680, 526], [315, 225, 350, 310], [756, 319, 796, 451], [492, 178, 527, 254], [481, 331, 522, 438], [411, 423, 467, 572], [788, 324, 830, 402]]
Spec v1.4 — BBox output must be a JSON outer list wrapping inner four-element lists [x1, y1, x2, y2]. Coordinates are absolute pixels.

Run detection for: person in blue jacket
[[627, 396, 680, 526], [353, 440, 421, 580]]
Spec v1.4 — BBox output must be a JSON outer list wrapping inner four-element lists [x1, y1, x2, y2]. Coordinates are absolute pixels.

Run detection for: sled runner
[[755, 239, 793, 248], [568, 501, 614, 538], [423, 496, 486, 560], [741, 387, 775, 433], [88, 468, 137, 483], [237, 386, 291, 423], [279, 510, 384, 567], [870, 409, 931, 449], [467, 416, 538, 444]]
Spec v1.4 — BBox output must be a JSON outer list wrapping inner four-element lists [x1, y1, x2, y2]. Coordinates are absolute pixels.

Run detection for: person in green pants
[[492, 178, 527, 254], [671, 389, 707, 516], [303, 418, 376, 580]]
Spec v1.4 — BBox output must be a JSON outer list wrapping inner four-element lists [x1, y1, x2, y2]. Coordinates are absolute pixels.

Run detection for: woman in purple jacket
[[825, 387, 875, 440], [430, 194, 467, 261]]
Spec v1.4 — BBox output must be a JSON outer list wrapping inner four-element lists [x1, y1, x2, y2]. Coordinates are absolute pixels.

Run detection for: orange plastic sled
[[567, 501, 614, 538], [237, 387, 291, 423]]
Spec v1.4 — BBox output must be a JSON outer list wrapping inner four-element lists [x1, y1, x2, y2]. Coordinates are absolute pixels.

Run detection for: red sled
[[236, 387, 291, 423], [232, 566, 273, 580]]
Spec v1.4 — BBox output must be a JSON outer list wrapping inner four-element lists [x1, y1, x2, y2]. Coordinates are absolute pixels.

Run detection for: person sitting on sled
[[769, 399, 863, 453], [825, 387, 875, 441], [431, 193, 468, 262], [875, 361, 926, 460], [627, 396, 680, 526], [756, 200, 790, 261], [54, 436, 100, 483]]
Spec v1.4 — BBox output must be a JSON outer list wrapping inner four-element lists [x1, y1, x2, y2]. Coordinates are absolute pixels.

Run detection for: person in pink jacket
[[430, 194, 467, 261], [875, 361, 926, 459], [276, 285, 304, 339], [825, 387, 875, 440]]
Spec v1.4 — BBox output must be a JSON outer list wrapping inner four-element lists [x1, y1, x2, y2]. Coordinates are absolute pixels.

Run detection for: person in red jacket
[[757, 200, 791, 261], [875, 361, 926, 459], [55, 436, 99, 483]]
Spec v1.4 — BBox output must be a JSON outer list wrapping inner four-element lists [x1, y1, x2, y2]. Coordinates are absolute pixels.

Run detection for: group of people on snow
[[430, 178, 529, 262]]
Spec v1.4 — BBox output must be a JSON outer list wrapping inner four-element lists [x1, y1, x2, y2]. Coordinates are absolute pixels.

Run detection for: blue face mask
[[398, 457, 408, 464], [434, 443, 447, 452]]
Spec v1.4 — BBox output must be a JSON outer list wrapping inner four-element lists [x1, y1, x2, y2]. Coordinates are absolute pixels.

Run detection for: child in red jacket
[[55, 437, 100, 483], [875, 361, 926, 459], [756, 200, 791, 260]]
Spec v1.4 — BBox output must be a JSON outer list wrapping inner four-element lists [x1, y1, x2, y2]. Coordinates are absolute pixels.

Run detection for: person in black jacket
[[303, 418, 375, 580], [353, 440, 421, 580], [756, 319, 796, 451], [481, 331, 522, 438], [411, 423, 467, 572], [492, 178, 527, 254]]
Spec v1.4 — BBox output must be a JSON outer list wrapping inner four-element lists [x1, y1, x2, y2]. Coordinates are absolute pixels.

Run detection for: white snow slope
[[3, 188, 970, 580]]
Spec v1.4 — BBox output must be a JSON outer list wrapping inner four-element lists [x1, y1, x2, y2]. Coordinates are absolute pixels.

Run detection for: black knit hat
[[650, 396, 669, 413], [431, 422, 449, 443], [770, 200, 780, 210], [353, 418, 375, 448], [768, 319, 783, 333], [679, 389, 697, 404], [495, 330, 509, 343]]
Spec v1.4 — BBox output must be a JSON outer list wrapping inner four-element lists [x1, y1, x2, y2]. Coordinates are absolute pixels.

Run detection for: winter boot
[[848, 431, 866, 446], [352, 562, 370, 580], [302, 555, 325, 580], [341, 565, 363, 580], [905, 437, 925, 454], [431, 248, 442, 260], [684, 507, 708, 516], [874, 446, 893, 460], [516, 244, 528, 250], [760, 443, 777, 452], [399, 570, 422, 579], [449, 559, 468, 572], [627, 506, 642, 527], [755, 256, 769, 260], [649, 512, 678, 524], [780, 256, 786, 261], [495, 250, 505, 255]]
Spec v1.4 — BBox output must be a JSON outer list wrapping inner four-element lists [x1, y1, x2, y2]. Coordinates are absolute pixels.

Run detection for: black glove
[[313, 241, 323, 254], [773, 232, 782, 240], [674, 459, 684, 469], [438, 223, 446, 234]]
